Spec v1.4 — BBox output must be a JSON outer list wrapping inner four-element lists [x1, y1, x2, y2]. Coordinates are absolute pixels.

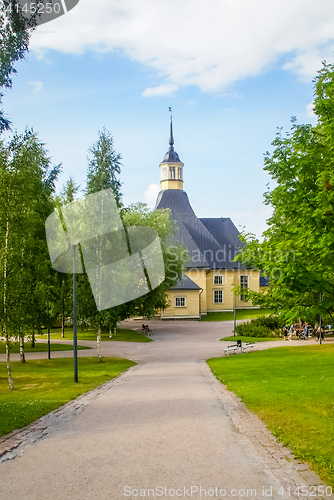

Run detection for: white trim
[[175, 296, 186, 307], [213, 274, 223, 285], [240, 275, 249, 301], [213, 289, 223, 304]]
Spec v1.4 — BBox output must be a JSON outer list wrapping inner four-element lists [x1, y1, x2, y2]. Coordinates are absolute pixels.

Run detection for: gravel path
[[0, 321, 331, 500]]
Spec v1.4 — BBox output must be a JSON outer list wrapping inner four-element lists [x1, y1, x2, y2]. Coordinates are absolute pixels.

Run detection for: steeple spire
[[169, 117, 175, 150], [159, 110, 184, 191]]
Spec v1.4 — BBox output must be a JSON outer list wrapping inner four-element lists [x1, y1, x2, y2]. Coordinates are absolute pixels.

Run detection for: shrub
[[235, 315, 284, 338]]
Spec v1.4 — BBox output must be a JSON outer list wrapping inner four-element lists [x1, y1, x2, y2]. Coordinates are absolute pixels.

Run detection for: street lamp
[[233, 269, 237, 336], [319, 292, 323, 345], [71, 239, 81, 383]]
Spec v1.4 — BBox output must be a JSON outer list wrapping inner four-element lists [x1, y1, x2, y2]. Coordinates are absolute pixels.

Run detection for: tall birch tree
[[0, 130, 60, 388]]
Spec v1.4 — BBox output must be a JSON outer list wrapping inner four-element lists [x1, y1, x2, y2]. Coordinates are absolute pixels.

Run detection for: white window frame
[[178, 167, 182, 180], [175, 297, 186, 307], [213, 289, 223, 304], [162, 166, 167, 179], [213, 274, 223, 285], [240, 275, 249, 301], [169, 166, 176, 179]]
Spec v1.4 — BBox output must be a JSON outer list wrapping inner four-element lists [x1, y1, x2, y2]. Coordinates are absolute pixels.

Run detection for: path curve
[[0, 320, 331, 500]]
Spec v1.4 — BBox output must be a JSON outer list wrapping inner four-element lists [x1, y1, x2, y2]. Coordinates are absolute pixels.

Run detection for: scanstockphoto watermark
[[124, 485, 259, 498], [45, 189, 165, 311], [124, 485, 334, 498], [164, 245, 296, 282], [1, 0, 80, 27]]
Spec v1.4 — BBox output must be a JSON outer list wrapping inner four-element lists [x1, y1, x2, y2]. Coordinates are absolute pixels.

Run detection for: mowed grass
[[0, 342, 90, 354], [201, 309, 273, 322], [39, 327, 151, 343], [0, 357, 136, 438], [207, 344, 334, 487]]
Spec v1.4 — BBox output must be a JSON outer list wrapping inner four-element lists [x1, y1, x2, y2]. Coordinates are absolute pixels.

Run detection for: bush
[[235, 315, 284, 338]]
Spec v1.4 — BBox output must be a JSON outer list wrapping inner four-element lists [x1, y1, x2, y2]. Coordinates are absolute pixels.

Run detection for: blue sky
[[3, 0, 333, 238]]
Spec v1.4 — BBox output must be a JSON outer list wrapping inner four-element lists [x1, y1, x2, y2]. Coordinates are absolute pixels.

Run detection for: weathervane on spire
[[168, 107, 174, 150]]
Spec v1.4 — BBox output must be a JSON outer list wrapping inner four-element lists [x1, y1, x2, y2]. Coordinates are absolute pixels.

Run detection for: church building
[[155, 120, 263, 319]]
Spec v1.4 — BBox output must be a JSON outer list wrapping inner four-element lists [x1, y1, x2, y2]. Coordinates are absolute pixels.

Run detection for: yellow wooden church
[[155, 120, 265, 319]]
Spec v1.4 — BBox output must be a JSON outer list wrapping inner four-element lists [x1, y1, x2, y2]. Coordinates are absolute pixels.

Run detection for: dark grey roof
[[260, 274, 269, 286], [155, 189, 244, 269], [162, 150, 181, 163], [171, 273, 201, 290]]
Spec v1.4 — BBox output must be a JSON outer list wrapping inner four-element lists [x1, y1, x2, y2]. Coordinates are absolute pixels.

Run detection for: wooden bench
[[223, 344, 239, 356], [242, 342, 257, 352]]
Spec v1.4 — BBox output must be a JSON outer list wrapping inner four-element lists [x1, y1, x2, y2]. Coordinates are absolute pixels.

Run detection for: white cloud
[[143, 183, 160, 204], [142, 83, 178, 97], [306, 102, 316, 117], [28, 81, 43, 93], [30, 0, 334, 93]]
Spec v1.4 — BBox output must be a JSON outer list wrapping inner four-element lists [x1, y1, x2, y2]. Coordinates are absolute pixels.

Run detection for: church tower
[[159, 118, 184, 191]]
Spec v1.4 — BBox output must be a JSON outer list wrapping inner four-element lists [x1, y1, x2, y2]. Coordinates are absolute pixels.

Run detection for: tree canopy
[[0, 2, 32, 131], [86, 127, 122, 207], [237, 62, 334, 324], [0, 129, 61, 387]]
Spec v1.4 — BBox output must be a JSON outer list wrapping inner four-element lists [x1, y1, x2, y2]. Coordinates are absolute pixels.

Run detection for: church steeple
[[159, 117, 184, 191], [169, 119, 174, 149]]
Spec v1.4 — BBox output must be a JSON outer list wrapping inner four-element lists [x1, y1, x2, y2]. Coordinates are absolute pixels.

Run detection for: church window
[[178, 167, 182, 180], [175, 297, 186, 307], [213, 275, 223, 285], [213, 290, 223, 303], [240, 275, 249, 301], [169, 166, 175, 179], [162, 166, 167, 179]]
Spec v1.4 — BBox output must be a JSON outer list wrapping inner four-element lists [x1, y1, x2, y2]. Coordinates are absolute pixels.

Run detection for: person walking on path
[[303, 322, 310, 338]]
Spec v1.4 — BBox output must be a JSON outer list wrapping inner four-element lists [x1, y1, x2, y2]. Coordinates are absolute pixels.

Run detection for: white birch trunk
[[97, 326, 102, 362], [4, 220, 14, 389], [5, 340, 14, 390], [109, 324, 117, 338], [19, 332, 25, 363]]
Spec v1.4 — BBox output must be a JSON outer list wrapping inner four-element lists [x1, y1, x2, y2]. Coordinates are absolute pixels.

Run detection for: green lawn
[[0, 342, 91, 354], [207, 344, 334, 487], [38, 327, 152, 343], [201, 309, 273, 322], [0, 357, 136, 438], [220, 335, 281, 343]]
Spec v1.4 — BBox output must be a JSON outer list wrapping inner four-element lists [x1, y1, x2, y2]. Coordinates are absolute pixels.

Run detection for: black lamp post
[[233, 270, 237, 336], [319, 292, 323, 345], [47, 303, 51, 360], [71, 240, 80, 383]]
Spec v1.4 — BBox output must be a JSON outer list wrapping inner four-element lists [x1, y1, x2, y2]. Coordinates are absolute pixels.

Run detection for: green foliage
[[0, 2, 32, 131], [208, 344, 334, 487], [58, 175, 80, 204], [0, 129, 61, 386], [0, 357, 136, 437], [201, 309, 273, 322], [236, 62, 334, 323], [220, 335, 280, 342], [0, 130, 61, 333], [86, 127, 122, 207], [234, 315, 284, 337]]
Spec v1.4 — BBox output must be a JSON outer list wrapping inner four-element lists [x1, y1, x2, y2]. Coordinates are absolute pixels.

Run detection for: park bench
[[223, 344, 239, 356], [242, 341, 257, 352]]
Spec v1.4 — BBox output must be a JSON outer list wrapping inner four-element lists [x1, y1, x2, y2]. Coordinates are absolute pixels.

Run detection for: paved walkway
[[0, 321, 332, 500]]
